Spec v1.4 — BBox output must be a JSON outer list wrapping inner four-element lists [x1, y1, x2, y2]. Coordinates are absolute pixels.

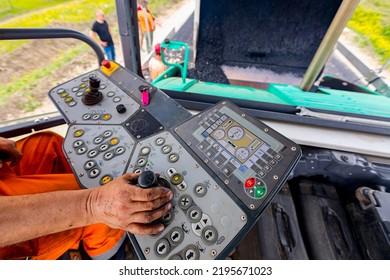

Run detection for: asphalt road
[[147, 0, 376, 90]]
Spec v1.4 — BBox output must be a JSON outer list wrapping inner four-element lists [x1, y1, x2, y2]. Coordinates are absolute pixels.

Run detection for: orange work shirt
[[137, 8, 155, 33], [0, 131, 124, 260]]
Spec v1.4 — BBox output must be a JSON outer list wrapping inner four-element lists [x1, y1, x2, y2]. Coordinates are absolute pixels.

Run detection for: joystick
[[82, 76, 104, 105], [137, 170, 171, 189]]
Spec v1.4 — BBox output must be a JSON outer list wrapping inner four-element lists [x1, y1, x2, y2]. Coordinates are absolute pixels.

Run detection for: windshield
[[0, 0, 389, 131]]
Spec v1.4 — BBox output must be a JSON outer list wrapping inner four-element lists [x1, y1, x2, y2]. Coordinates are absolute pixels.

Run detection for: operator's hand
[[88, 172, 173, 235], [100, 41, 108, 47], [0, 137, 23, 168]]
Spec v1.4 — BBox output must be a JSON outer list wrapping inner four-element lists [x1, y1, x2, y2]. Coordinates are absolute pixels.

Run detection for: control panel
[[48, 61, 301, 260]]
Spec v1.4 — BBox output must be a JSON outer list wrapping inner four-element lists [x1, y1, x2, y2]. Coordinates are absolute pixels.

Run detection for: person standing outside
[[89, 9, 116, 61], [137, 0, 156, 54], [149, 43, 167, 80]]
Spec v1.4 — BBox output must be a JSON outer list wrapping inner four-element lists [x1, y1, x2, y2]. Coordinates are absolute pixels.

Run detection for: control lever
[[137, 170, 171, 189], [82, 76, 104, 105], [136, 170, 173, 226]]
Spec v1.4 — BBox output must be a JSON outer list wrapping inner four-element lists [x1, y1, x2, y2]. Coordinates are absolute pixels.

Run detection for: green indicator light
[[255, 186, 266, 198]]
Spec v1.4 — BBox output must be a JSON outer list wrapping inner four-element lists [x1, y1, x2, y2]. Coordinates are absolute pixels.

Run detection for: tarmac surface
[[138, 0, 387, 90]]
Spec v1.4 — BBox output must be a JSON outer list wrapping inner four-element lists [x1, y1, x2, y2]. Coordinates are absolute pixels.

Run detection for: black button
[[116, 104, 127, 114]]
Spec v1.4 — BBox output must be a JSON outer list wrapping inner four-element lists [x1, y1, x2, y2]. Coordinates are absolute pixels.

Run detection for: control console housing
[[48, 61, 301, 260]]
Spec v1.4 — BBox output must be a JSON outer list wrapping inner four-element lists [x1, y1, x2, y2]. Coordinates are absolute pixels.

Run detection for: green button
[[170, 173, 183, 185], [254, 186, 266, 199]]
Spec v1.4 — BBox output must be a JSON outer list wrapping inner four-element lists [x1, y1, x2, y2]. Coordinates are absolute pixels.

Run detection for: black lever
[[137, 170, 171, 189]]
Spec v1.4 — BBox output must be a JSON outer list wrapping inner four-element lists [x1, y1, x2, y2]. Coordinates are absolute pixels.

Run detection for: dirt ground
[[0, 1, 185, 123]]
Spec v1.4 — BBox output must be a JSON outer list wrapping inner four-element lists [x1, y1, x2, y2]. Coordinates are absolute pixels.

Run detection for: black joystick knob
[[137, 171, 171, 190], [89, 76, 101, 89], [82, 77, 103, 105], [116, 104, 127, 114], [137, 170, 158, 188]]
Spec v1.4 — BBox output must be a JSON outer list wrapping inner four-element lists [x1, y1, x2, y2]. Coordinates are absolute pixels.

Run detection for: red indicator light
[[245, 177, 255, 188]]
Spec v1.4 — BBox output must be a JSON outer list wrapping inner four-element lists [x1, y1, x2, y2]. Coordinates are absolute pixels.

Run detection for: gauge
[[228, 126, 244, 140], [213, 129, 225, 140], [236, 147, 249, 160]]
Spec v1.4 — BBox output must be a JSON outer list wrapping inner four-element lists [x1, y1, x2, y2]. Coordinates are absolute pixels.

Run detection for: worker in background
[[149, 43, 167, 81], [137, 0, 157, 53], [89, 9, 116, 61], [0, 132, 173, 259]]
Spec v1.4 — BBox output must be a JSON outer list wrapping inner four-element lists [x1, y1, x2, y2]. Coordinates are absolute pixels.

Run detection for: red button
[[101, 59, 111, 69], [245, 177, 255, 188]]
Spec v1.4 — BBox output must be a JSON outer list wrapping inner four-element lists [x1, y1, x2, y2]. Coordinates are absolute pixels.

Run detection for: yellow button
[[100, 175, 112, 185], [74, 130, 84, 137], [103, 114, 112, 120], [110, 138, 119, 146]]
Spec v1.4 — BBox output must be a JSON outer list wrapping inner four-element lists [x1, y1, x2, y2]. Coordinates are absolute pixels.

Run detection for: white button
[[141, 147, 151, 155], [221, 216, 231, 227], [210, 203, 220, 214]]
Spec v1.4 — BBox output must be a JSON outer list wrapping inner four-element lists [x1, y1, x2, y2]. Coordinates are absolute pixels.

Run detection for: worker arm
[[89, 30, 107, 47], [0, 173, 173, 247]]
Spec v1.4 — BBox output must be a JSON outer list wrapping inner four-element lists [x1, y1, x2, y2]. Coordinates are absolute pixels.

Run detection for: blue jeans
[[103, 45, 116, 61]]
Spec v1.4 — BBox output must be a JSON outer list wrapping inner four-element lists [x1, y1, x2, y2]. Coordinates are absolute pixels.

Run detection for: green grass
[[347, 0, 390, 65], [0, 43, 89, 110], [0, 0, 180, 117], [0, 0, 116, 55], [147, 0, 181, 16], [0, 0, 73, 21]]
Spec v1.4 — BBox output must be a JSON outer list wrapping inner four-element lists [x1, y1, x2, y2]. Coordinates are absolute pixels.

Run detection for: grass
[[0, 0, 180, 118], [347, 0, 390, 66], [0, 43, 89, 110], [0, 0, 116, 55], [0, 0, 73, 21], [147, 0, 181, 15]]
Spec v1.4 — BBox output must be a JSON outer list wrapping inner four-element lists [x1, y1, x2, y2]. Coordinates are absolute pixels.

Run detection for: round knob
[[116, 104, 127, 114], [137, 170, 158, 188], [89, 76, 101, 90]]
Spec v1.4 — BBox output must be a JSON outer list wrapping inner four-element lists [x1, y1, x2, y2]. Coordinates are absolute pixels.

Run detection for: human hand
[[88, 173, 173, 235], [100, 41, 108, 47], [0, 137, 23, 168]]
